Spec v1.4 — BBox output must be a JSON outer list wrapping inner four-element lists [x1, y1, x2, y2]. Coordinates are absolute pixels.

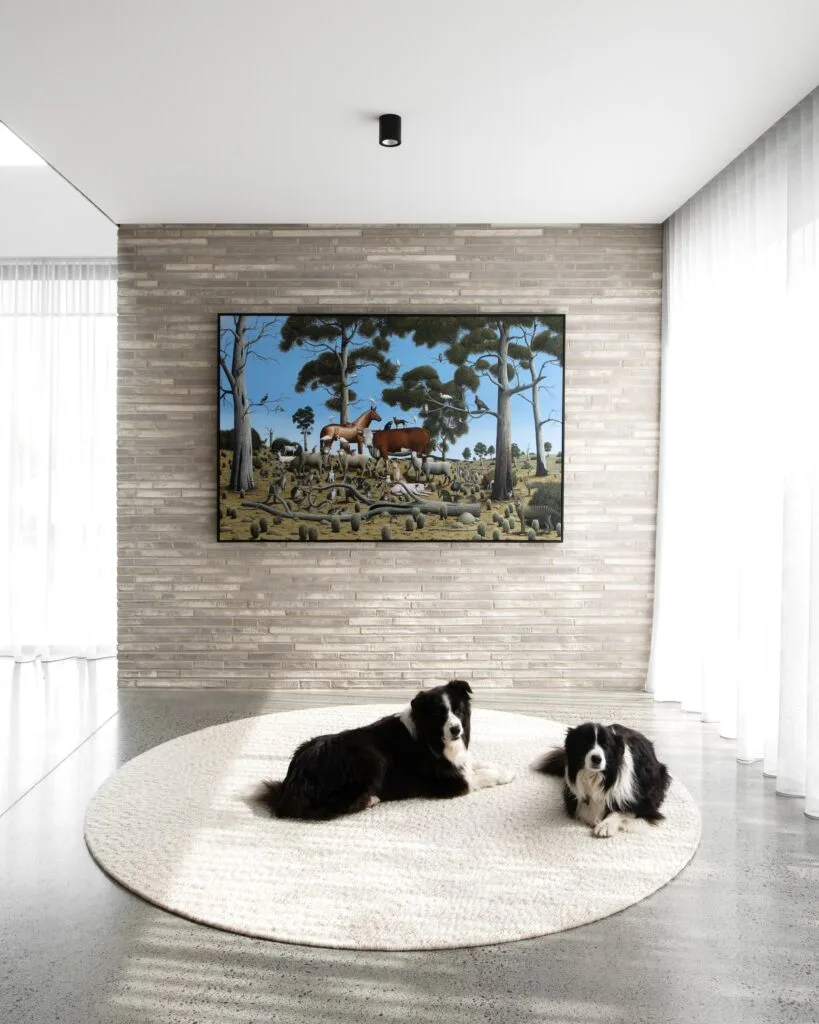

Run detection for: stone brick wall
[[117, 225, 662, 689]]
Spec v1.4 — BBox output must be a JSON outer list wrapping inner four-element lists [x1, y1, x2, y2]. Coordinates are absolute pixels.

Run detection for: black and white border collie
[[255, 680, 514, 820], [536, 722, 671, 838]]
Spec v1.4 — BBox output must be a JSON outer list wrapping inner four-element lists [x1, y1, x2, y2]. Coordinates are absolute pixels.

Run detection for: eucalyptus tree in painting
[[390, 315, 564, 499], [381, 364, 471, 460], [219, 315, 284, 492], [515, 316, 564, 477], [279, 316, 399, 424], [292, 406, 315, 451]]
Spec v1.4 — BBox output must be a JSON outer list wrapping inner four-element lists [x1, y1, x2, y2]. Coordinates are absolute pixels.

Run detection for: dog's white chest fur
[[571, 768, 607, 825], [443, 738, 474, 784], [443, 737, 469, 768], [567, 743, 644, 836]]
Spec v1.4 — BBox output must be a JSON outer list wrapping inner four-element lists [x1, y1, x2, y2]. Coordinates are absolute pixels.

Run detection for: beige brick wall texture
[[117, 224, 662, 690]]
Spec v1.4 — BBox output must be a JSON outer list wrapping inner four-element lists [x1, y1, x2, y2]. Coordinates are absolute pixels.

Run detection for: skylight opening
[[0, 123, 46, 167]]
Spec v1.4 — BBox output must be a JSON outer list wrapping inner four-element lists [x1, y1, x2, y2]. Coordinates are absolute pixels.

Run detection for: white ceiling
[[1, 0, 818, 227]]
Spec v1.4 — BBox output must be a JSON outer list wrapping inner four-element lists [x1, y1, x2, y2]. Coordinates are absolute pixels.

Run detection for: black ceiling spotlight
[[379, 113, 401, 148]]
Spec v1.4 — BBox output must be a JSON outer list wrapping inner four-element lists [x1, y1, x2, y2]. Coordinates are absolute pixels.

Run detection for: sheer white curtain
[[648, 89, 819, 818], [0, 260, 117, 662]]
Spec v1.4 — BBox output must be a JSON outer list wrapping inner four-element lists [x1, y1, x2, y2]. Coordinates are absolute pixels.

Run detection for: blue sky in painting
[[219, 315, 563, 457]]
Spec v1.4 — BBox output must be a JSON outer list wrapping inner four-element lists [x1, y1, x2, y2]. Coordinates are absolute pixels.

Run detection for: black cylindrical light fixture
[[379, 113, 401, 148]]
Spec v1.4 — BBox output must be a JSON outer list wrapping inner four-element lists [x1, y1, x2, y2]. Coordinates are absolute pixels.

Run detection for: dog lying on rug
[[536, 722, 670, 838], [255, 679, 515, 821]]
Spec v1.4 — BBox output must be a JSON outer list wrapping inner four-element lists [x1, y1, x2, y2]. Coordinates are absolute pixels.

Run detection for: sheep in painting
[[421, 458, 452, 485], [340, 452, 371, 473], [296, 450, 323, 471]]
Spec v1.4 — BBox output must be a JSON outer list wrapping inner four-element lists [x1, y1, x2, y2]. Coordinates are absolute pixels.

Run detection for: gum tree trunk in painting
[[491, 324, 515, 501], [339, 338, 350, 425], [517, 317, 564, 479], [530, 370, 547, 477], [223, 315, 254, 493]]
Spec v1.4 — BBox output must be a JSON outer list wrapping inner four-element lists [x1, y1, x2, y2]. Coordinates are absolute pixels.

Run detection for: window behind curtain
[[0, 260, 117, 661]]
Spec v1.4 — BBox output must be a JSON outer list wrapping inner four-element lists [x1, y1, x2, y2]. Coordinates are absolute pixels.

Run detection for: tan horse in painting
[[319, 406, 382, 453]]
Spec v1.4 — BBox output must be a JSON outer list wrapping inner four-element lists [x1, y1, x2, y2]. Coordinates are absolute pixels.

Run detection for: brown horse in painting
[[320, 406, 381, 453], [371, 427, 432, 463]]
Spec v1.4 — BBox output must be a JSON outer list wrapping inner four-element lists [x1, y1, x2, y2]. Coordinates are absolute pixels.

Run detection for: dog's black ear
[[447, 679, 472, 699], [609, 726, 626, 753], [410, 688, 431, 713]]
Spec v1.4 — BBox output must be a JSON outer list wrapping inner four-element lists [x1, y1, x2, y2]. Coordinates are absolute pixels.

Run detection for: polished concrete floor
[[1, 662, 818, 1024]]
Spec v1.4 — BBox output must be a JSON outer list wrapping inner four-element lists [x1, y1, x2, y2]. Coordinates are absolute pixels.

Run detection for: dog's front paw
[[592, 816, 619, 838], [470, 763, 515, 791], [494, 765, 516, 786]]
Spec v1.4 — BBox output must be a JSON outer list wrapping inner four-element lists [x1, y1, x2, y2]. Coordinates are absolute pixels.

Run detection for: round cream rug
[[84, 705, 701, 950]]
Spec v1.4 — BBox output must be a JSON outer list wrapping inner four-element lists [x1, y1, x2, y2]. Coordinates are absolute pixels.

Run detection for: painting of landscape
[[218, 314, 564, 542]]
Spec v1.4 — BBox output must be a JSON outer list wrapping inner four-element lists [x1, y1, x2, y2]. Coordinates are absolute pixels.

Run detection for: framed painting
[[218, 314, 564, 542]]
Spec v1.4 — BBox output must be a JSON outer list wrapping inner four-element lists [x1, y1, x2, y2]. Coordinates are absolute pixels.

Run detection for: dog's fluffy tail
[[534, 747, 566, 776], [249, 779, 284, 816]]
